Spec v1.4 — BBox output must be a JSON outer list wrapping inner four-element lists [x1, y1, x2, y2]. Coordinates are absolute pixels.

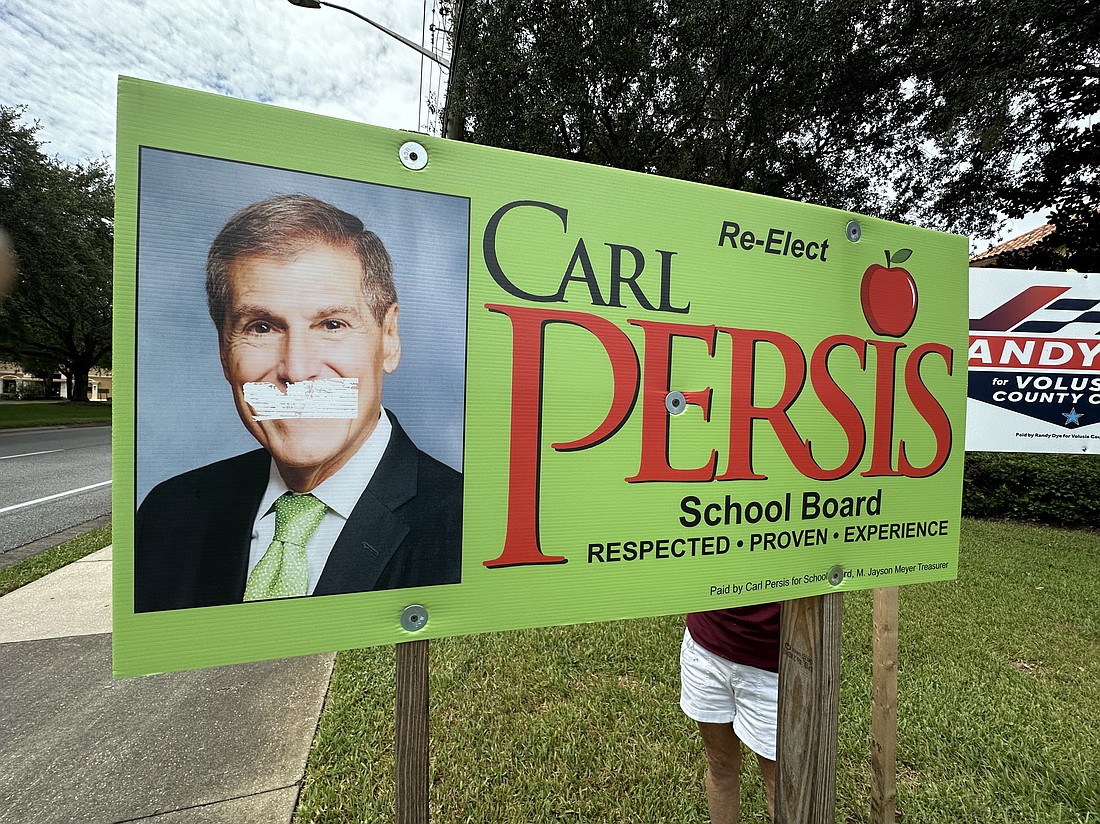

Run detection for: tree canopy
[[0, 106, 113, 401], [903, 0, 1099, 260], [445, 0, 1098, 254]]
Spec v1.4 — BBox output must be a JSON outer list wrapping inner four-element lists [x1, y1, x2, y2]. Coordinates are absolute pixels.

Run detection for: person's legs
[[696, 721, 743, 824], [756, 753, 776, 821], [729, 656, 778, 822], [682, 630, 778, 823]]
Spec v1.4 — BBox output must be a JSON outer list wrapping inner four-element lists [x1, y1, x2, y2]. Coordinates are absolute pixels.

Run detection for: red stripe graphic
[[969, 285, 1071, 331]]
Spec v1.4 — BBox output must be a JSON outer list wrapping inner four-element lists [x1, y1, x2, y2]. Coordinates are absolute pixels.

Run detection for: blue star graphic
[[1063, 408, 1084, 426]]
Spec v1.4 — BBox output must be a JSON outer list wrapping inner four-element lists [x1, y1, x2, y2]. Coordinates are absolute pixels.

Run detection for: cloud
[[0, 0, 445, 167]]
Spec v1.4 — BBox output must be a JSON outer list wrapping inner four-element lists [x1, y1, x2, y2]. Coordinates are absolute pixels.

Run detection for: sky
[[0, 0, 1045, 252], [0, 0, 451, 165]]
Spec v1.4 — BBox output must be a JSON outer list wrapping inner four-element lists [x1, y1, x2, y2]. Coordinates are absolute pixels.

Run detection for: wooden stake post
[[395, 639, 430, 824], [870, 588, 899, 824], [776, 593, 844, 824]]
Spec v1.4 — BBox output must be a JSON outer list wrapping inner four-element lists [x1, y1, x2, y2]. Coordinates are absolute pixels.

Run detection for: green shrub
[[0, 382, 44, 400], [964, 451, 1100, 528]]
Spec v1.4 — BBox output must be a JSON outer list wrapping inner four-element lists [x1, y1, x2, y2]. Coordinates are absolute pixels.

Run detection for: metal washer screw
[[827, 565, 845, 586], [400, 604, 428, 632], [665, 391, 687, 415], [845, 220, 862, 243], [399, 141, 428, 171]]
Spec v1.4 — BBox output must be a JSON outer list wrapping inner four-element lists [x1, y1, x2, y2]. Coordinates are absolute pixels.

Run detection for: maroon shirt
[[686, 603, 781, 673]]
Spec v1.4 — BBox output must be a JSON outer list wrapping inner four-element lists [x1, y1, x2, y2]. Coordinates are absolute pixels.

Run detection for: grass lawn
[[295, 518, 1100, 824], [0, 401, 111, 429], [0, 524, 112, 597]]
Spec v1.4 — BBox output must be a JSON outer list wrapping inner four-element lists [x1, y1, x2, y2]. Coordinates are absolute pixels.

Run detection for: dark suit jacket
[[134, 415, 462, 612]]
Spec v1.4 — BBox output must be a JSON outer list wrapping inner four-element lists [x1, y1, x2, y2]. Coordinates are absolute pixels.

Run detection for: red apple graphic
[[860, 249, 918, 337]]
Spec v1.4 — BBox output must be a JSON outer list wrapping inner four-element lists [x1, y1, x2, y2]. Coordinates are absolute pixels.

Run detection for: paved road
[[0, 426, 111, 556]]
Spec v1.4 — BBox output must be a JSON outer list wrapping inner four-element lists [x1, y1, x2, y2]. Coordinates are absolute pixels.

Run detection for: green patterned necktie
[[244, 492, 327, 601]]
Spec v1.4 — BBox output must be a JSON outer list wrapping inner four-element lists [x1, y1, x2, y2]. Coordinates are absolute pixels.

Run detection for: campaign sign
[[967, 268, 1100, 454], [113, 78, 968, 676]]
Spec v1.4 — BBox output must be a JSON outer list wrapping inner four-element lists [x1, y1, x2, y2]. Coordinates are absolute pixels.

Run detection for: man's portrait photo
[[133, 150, 467, 613]]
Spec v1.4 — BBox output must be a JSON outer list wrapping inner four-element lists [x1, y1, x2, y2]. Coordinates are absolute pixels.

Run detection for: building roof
[[970, 222, 1055, 265]]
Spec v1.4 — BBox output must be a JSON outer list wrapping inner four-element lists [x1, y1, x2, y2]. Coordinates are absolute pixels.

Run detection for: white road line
[[0, 480, 112, 515], [0, 449, 63, 460]]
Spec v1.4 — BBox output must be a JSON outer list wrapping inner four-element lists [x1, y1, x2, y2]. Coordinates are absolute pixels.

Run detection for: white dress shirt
[[247, 410, 392, 594]]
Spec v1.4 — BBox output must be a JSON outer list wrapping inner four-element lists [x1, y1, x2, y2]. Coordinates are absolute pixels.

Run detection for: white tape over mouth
[[243, 378, 359, 421]]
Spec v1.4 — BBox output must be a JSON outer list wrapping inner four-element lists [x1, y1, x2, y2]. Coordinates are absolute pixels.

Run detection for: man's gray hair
[[206, 194, 397, 335]]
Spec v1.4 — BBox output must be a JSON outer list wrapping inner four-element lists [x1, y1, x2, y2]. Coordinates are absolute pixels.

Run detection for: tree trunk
[[69, 367, 90, 402]]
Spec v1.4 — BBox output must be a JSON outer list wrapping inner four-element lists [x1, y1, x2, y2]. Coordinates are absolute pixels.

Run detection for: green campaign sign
[[113, 78, 968, 676]]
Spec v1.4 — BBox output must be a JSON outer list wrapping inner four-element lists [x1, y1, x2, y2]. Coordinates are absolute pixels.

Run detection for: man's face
[[219, 241, 400, 490]]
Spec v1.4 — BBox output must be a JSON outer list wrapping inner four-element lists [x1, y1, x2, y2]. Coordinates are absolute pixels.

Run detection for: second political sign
[[968, 267, 1100, 453]]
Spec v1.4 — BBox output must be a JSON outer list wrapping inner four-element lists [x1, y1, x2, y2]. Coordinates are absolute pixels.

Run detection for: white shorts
[[679, 629, 778, 760]]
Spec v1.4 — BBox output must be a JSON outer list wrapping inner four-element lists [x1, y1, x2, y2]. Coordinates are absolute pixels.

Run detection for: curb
[[0, 514, 112, 572]]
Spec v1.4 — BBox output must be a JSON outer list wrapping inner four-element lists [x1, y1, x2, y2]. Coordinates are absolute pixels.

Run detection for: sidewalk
[[0, 547, 334, 824]]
